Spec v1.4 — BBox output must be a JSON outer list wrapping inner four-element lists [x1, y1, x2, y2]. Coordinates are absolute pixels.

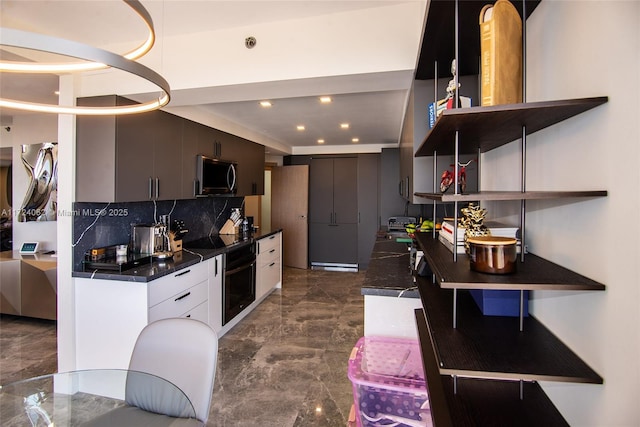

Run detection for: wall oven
[[223, 242, 256, 325]]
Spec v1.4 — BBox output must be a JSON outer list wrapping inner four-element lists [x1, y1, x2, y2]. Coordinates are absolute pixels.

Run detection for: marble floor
[[0, 267, 365, 426]]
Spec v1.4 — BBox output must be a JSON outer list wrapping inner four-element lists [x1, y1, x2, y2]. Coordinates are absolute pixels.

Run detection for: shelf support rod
[[453, 0, 461, 262], [453, 288, 458, 328], [454, 0, 460, 110], [520, 379, 524, 400], [433, 151, 438, 239], [522, 0, 527, 104], [433, 60, 438, 240], [519, 289, 525, 332], [520, 126, 527, 263], [520, 0, 528, 264]]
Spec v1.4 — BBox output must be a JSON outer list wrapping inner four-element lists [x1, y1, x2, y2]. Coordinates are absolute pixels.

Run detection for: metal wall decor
[[19, 143, 58, 222]]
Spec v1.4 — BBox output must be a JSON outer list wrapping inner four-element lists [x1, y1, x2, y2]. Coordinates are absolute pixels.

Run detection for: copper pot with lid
[[468, 236, 517, 274]]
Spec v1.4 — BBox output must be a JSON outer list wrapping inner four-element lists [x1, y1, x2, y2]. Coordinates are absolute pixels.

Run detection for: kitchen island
[[361, 235, 422, 338]]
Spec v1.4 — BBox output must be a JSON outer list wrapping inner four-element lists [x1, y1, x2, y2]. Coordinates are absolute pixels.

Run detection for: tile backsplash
[[72, 197, 243, 271]]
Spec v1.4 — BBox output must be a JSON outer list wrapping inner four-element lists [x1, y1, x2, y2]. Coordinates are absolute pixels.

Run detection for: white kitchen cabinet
[[255, 232, 282, 301], [75, 261, 209, 370], [207, 254, 224, 335]]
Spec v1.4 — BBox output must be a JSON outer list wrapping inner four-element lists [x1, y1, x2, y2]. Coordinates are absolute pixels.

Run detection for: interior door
[[271, 165, 309, 269]]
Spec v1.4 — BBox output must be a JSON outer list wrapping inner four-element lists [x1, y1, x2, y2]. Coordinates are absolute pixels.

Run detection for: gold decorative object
[[460, 203, 491, 253]]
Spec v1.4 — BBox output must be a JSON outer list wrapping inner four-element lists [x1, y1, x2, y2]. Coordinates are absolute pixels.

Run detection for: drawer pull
[[269, 249, 276, 254], [269, 262, 276, 267], [175, 269, 191, 277], [186, 314, 191, 318], [175, 291, 191, 302]]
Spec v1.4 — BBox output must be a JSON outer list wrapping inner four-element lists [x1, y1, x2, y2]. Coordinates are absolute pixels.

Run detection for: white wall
[[0, 115, 58, 251], [482, 1, 639, 425]]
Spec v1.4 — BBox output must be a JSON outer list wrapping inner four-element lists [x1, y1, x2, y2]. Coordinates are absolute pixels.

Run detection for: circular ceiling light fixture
[[0, 0, 155, 73], [0, 27, 170, 115]]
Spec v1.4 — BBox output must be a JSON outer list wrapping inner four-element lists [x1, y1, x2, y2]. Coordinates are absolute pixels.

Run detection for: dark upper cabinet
[[77, 96, 265, 202], [209, 130, 265, 196], [308, 157, 357, 225], [77, 96, 184, 202]]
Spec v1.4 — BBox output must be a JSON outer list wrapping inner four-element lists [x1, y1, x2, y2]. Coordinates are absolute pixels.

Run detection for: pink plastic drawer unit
[[348, 336, 431, 427]]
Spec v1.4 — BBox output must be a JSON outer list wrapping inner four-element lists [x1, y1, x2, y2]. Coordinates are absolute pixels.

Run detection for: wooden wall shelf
[[415, 280, 602, 383], [414, 190, 607, 202], [415, 233, 606, 291], [415, 309, 570, 427], [415, 97, 608, 157]]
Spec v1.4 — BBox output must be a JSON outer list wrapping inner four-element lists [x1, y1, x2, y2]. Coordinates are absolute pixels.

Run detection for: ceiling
[[0, 1, 429, 156]]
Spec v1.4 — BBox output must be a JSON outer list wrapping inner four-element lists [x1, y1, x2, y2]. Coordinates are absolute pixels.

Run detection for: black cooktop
[[183, 234, 242, 250]]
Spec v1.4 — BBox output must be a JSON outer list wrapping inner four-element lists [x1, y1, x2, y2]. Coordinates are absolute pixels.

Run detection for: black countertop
[[72, 229, 282, 282], [361, 236, 419, 298]]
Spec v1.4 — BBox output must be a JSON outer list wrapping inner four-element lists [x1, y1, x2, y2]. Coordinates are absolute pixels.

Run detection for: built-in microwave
[[196, 155, 237, 195]]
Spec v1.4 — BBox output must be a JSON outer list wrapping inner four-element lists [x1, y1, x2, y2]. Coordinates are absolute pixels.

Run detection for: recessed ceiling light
[[317, 139, 325, 144], [259, 101, 272, 107], [296, 125, 305, 131], [352, 138, 359, 143], [319, 96, 332, 104], [340, 123, 349, 129]]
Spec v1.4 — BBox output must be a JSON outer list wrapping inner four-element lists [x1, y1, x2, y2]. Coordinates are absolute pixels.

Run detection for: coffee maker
[[131, 215, 173, 259]]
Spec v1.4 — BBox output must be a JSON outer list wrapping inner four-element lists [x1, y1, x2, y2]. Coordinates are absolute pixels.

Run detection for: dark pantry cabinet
[[309, 157, 358, 268]]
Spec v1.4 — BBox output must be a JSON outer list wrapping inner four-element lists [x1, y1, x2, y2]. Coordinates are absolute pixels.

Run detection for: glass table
[[0, 369, 201, 426]]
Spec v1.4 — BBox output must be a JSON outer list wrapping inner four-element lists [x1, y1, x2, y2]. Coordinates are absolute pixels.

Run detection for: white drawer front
[[148, 281, 208, 322], [263, 257, 281, 289], [257, 233, 280, 255], [148, 262, 208, 308], [183, 301, 208, 323], [258, 246, 279, 266]]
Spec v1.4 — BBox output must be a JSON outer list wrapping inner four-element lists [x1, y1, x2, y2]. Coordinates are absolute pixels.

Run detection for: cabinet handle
[[269, 262, 276, 267], [148, 177, 153, 200], [186, 314, 191, 318], [269, 249, 275, 254], [214, 258, 218, 276], [175, 291, 191, 302], [155, 177, 160, 199], [269, 235, 275, 240], [175, 269, 191, 277]]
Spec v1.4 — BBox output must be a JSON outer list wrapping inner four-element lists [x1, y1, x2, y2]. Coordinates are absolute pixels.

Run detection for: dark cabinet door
[[309, 223, 358, 265], [115, 113, 155, 202], [153, 112, 183, 200], [238, 140, 265, 195], [357, 154, 380, 267], [309, 158, 335, 224], [181, 120, 200, 198], [333, 157, 358, 224]]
